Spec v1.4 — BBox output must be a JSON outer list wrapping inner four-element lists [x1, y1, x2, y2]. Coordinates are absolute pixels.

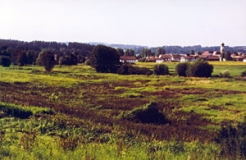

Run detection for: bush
[[58, 54, 77, 65], [85, 59, 91, 65], [241, 70, 246, 77], [186, 60, 213, 77], [153, 64, 169, 75], [120, 102, 169, 125], [176, 62, 189, 76], [117, 64, 153, 75], [220, 70, 231, 78], [215, 117, 246, 159], [0, 56, 11, 67]]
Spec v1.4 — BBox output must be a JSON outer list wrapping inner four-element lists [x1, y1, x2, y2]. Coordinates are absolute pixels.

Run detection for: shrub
[[59, 54, 77, 65], [0, 56, 11, 67], [117, 64, 129, 75], [220, 70, 231, 78], [153, 64, 169, 75], [186, 60, 213, 77], [120, 102, 169, 125], [241, 70, 246, 77], [216, 117, 246, 159], [176, 62, 189, 76], [17, 52, 27, 66], [118, 64, 153, 75], [85, 59, 91, 65]]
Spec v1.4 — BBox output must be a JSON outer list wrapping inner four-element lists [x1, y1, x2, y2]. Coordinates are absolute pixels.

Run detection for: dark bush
[[118, 64, 153, 75], [154, 64, 169, 75], [0, 56, 11, 67], [120, 102, 169, 125], [241, 70, 246, 77], [215, 117, 246, 159], [176, 62, 189, 76], [186, 60, 213, 77], [85, 59, 91, 65], [0, 104, 32, 119], [17, 52, 27, 66], [59, 54, 77, 65]]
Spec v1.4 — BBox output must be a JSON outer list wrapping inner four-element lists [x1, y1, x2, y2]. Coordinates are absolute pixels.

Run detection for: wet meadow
[[1, 62, 246, 159]]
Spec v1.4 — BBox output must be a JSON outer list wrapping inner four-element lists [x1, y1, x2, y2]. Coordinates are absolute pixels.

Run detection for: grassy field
[[0, 62, 246, 159]]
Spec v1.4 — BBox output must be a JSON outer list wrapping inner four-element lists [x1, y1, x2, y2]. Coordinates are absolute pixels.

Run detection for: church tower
[[220, 43, 225, 61]]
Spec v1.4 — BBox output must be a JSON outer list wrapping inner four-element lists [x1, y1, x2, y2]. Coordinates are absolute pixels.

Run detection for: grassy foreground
[[0, 62, 246, 159]]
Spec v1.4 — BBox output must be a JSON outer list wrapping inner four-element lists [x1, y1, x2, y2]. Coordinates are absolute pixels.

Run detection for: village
[[120, 51, 246, 63]]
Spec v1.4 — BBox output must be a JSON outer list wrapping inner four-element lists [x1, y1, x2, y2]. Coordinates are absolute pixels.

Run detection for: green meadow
[[0, 62, 246, 159]]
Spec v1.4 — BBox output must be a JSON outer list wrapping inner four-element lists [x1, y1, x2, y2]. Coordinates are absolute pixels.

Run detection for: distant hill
[[88, 42, 148, 50]]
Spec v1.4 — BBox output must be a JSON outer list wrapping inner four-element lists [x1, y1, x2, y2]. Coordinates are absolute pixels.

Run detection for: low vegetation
[[119, 102, 169, 124], [117, 64, 153, 75], [0, 62, 246, 159]]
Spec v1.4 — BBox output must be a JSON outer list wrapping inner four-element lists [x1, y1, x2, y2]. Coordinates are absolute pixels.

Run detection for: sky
[[0, 0, 246, 47]]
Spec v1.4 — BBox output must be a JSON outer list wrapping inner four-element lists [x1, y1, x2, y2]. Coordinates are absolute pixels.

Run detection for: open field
[[0, 62, 246, 159]]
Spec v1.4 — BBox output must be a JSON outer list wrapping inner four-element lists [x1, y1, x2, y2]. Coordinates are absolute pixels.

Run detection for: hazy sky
[[1, 0, 246, 47]]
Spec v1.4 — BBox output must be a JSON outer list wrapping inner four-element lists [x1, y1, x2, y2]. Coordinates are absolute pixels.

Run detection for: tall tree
[[141, 48, 152, 58], [36, 50, 56, 72], [89, 45, 121, 73], [156, 47, 166, 57], [117, 48, 124, 56], [17, 51, 27, 66], [190, 50, 195, 55], [26, 50, 39, 65], [124, 49, 135, 56]]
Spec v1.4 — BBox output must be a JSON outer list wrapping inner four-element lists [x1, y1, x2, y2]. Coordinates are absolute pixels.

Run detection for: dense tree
[[0, 56, 11, 67], [224, 51, 233, 61], [36, 50, 56, 72], [59, 53, 77, 65], [26, 50, 39, 65], [190, 50, 195, 55], [89, 45, 121, 73], [8, 49, 21, 65], [117, 48, 124, 56], [77, 55, 86, 63], [140, 48, 152, 58], [156, 47, 166, 57], [17, 51, 27, 66], [124, 49, 135, 56]]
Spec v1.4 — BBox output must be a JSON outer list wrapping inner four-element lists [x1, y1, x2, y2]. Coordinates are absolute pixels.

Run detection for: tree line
[[0, 39, 94, 67], [0, 39, 245, 70]]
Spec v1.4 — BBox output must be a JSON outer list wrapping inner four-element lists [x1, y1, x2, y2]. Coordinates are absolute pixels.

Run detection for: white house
[[159, 54, 181, 62], [243, 58, 246, 62], [180, 56, 196, 62], [120, 56, 137, 63]]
